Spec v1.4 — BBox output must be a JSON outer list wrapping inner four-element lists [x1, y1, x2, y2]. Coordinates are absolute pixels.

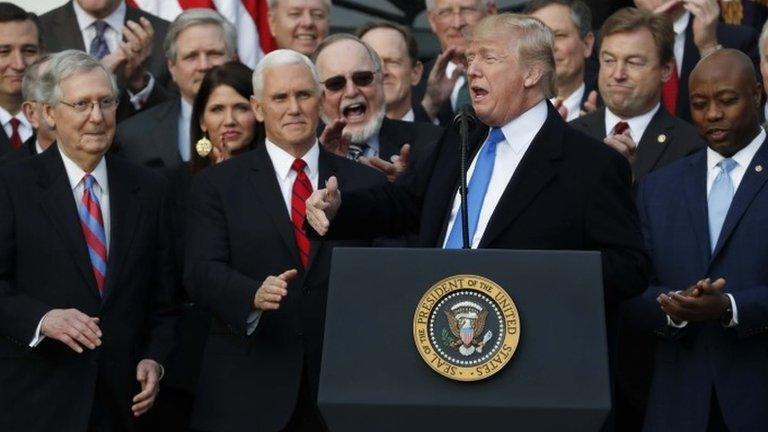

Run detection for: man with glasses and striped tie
[[0, 50, 176, 432]]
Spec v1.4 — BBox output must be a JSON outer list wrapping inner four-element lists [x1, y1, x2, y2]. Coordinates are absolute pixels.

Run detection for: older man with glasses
[[313, 34, 442, 183], [0, 49, 176, 432]]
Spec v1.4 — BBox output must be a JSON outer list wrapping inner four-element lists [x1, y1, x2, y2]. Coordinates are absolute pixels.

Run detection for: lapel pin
[[657, 134, 667, 143], [756, 165, 763, 173]]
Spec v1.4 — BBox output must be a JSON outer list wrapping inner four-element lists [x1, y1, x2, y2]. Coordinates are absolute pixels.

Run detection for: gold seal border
[[412, 274, 521, 382]]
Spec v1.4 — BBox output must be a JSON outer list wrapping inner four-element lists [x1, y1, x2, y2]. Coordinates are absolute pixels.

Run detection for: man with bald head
[[625, 49, 768, 431]]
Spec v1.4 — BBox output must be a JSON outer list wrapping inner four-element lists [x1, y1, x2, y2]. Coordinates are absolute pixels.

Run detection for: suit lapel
[[377, 118, 405, 162], [152, 100, 182, 167], [247, 145, 303, 267], [635, 109, 673, 179], [682, 151, 711, 267], [478, 108, 561, 248], [711, 138, 768, 259], [581, 107, 607, 140], [101, 156, 141, 307], [55, 2, 87, 52], [0, 124, 10, 155], [37, 145, 101, 299]]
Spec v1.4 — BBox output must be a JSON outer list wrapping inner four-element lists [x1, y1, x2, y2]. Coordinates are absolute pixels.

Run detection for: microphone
[[454, 105, 476, 249]]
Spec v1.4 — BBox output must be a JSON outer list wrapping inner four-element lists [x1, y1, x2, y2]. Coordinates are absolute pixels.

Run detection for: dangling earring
[[195, 133, 212, 157]]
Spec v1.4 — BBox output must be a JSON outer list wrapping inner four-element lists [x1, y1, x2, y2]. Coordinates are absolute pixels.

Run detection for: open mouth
[[471, 86, 488, 100], [295, 34, 317, 42], [342, 102, 368, 122]]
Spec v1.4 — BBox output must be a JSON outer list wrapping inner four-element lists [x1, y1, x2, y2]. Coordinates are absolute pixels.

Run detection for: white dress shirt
[[442, 99, 549, 248], [246, 139, 321, 333], [73, 0, 154, 109], [668, 128, 765, 329], [551, 82, 585, 122], [672, 12, 690, 76], [605, 103, 660, 147], [30, 147, 111, 346], [178, 98, 192, 162], [400, 108, 415, 122], [0, 106, 33, 143]]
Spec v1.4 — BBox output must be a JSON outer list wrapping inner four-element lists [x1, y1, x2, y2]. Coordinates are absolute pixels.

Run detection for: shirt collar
[[180, 97, 192, 120], [0, 105, 31, 129], [57, 145, 109, 192], [707, 128, 766, 173], [498, 99, 549, 154], [73, 0, 126, 34], [264, 138, 320, 182], [401, 108, 415, 122], [673, 11, 691, 36], [605, 103, 660, 142]]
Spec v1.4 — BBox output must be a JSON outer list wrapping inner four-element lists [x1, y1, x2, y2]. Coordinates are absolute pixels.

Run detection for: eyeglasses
[[320, 71, 376, 92], [59, 97, 119, 115], [432, 6, 482, 21]]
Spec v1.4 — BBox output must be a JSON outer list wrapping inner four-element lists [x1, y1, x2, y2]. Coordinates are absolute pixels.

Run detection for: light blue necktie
[[89, 21, 110, 60], [708, 158, 737, 251], [445, 127, 505, 249]]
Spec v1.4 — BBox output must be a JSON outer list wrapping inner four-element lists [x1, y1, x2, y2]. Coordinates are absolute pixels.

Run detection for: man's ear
[[250, 95, 265, 122], [41, 103, 56, 130], [523, 64, 544, 89], [21, 101, 38, 129], [411, 60, 424, 86], [660, 58, 675, 84]]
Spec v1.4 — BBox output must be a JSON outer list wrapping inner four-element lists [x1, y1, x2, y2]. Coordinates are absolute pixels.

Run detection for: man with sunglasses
[[313, 34, 442, 183], [0, 50, 176, 431]]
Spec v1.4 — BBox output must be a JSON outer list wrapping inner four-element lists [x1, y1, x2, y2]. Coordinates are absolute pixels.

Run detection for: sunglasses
[[321, 71, 376, 92]]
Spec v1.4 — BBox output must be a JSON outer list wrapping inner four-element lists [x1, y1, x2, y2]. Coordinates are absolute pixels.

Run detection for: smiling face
[[201, 84, 256, 153], [43, 68, 116, 164], [0, 19, 40, 108], [598, 28, 671, 118], [252, 62, 320, 154], [315, 39, 385, 143], [689, 51, 761, 157], [268, 0, 329, 56]]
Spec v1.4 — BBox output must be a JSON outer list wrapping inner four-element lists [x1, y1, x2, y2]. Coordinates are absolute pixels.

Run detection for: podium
[[318, 248, 610, 432]]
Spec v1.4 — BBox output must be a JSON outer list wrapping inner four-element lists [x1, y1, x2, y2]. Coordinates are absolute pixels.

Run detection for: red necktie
[[80, 174, 108, 294], [612, 121, 630, 136], [9, 117, 22, 149], [661, 64, 679, 115], [290, 159, 313, 268]]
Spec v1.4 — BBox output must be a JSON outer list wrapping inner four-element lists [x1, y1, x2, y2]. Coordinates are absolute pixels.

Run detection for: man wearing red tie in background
[[0, 50, 176, 431], [0, 3, 41, 158]]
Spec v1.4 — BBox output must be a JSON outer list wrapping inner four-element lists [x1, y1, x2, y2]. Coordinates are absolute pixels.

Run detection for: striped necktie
[[290, 159, 313, 268], [89, 21, 110, 60], [79, 174, 108, 294]]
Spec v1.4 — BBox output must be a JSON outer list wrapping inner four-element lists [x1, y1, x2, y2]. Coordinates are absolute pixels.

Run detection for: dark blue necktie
[[445, 127, 505, 249], [89, 21, 110, 60]]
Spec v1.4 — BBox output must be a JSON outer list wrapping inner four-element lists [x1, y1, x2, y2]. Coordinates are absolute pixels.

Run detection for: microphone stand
[[457, 107, 472, 249]]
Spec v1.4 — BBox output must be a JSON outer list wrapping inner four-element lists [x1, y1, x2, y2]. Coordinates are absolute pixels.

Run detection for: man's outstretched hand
[[305, 176, 341, 235]]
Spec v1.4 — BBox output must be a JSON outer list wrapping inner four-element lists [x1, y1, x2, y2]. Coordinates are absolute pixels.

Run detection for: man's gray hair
[[523, 0, 592, 39], [37, 50, 118, 105], [267, 0, 331, 10], [21, 54, 51, 102], [164, 8, 237, 62], [425, 0, 494, 11], [312, 33, 383, 75], [760, 20, 768, 59], [252, 49, 320, 100]]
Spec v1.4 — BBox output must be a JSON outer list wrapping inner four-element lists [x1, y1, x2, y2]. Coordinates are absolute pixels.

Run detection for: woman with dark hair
[[153, 61, 262, 431], [189, 61, 262, 172]]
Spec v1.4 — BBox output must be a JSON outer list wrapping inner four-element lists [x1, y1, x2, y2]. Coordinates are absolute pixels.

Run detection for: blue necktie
[[445, 127, 505, 249], [708, 158, 737, 251], [89, 21, 110, 60]]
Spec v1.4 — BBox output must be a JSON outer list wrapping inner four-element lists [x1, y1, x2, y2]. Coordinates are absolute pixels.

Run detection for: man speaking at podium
[[306, 13, 648, 306]]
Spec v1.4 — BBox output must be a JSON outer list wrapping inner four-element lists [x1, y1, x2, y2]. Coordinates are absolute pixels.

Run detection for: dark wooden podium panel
[[318, 248, 610, 432]]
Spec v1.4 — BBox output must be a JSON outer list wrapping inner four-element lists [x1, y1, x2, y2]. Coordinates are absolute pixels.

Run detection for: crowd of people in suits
[[0, 0, 766, 431]]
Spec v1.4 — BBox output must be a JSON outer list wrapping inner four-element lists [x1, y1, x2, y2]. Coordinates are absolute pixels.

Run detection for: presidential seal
[[413, 275, 521, 381]]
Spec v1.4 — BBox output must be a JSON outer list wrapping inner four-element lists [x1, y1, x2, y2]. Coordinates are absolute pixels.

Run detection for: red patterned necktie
[[9, 117, 22, 149], [612, 121, 630, 137], [661, 64, 679, 115], [290, 159, 313, 268], [79, 174, 108, 294]]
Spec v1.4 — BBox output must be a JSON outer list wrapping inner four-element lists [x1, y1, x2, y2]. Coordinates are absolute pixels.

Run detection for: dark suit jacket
[[0, 135, 36, 164], [185, 145, 386, 432], [677, 20, 758, 123], [377, 117, 442, 163], [625, 139, 768, 431], [0, 122, 11, 158], [115, 98, 182, 168], [39, 1, 173, 120], [0, 145, 176, 431], [573, 107, 705, 180], [328, 102, 648, 306]]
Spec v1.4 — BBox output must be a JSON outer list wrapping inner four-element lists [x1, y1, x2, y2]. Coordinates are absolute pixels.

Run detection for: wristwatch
[[720, 298, 733, 327]]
